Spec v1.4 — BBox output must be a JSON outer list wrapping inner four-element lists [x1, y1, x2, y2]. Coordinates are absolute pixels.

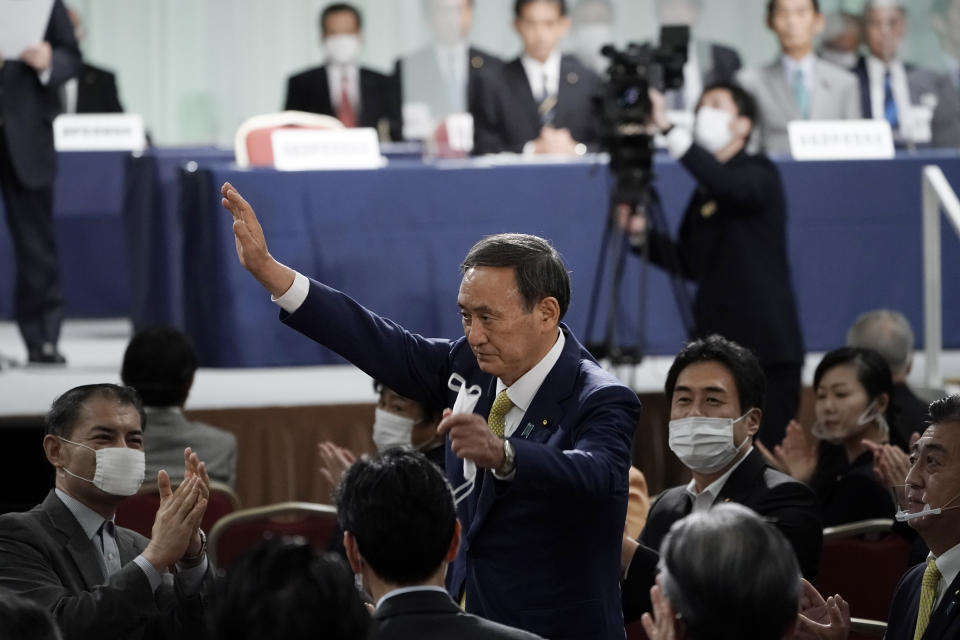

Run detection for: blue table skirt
[[178, 151, 960, 368]]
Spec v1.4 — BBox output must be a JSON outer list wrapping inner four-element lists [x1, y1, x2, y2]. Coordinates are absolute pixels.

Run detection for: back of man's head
[[461, 233, 571, 319], [664, 335, 766, 413], [46, 383, 146, 439], [336, 449, 456, 585], [660, 503, 801, 640], [210, 538, 369, 640], [845, 309, 914, 379], [0, 589, 62, 640], [121, 326, 198, 408]]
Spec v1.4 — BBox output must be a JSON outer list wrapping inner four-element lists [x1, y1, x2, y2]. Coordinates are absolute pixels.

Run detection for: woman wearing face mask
[[773, 347, 906, 526], [620, 81, 805, 454]]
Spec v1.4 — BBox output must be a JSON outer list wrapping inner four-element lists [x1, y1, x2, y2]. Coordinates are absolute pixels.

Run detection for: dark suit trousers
[[0, 127, 62, 350], [758, 362, 802, 449]]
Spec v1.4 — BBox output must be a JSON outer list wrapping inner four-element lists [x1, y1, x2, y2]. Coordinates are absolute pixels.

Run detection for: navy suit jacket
[[74, 63, 124, 114], [886, 560, 960, 640], [472, 55, 602, 154], [283, 65, 402, 141], [282, 280, 641, 640], [0, 0, 80, 189]]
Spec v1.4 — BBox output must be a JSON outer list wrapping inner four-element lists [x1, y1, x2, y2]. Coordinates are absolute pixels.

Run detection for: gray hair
[[846, 309, 914, 377], [659, 503, 801, 640]]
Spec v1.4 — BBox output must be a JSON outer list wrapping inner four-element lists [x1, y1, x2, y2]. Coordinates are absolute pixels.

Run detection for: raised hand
[[437, 409, 505, 471], [318, 441, 356, 496], [143, 472, 207, 571], [863, 434, 916, 490], [640, 579, 678, 640], [20, 42, 52, 72], [220, 182, 295, 297], [181, 448, 210, 558], [774, 420, 818, 484], [796, 579, 851, 640]]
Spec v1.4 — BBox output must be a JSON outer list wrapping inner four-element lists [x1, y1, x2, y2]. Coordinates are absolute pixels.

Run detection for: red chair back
[[116, 481, 240, 538], [208, 502, 339, 569]]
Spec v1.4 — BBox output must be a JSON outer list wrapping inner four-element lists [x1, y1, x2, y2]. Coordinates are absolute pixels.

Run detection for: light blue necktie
[[793, 68, 810, 119]]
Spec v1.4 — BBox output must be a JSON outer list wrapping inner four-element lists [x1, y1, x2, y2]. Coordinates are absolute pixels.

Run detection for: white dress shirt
[[326, 63, 360, 111], [61, 77, 79, 114], [781, 53, 816, 98], [865, 55, 911, 131], [931, 541, 960, 611], [683, 447, 755, 513], [434, 42, 469, 112], [376, 585, 449, 609], [521, 49, 562, 102]]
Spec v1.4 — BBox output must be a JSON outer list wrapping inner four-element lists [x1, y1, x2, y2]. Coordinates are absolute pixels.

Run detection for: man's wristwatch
[[497, 439, 516, 476], [179, 529, 207, 565]]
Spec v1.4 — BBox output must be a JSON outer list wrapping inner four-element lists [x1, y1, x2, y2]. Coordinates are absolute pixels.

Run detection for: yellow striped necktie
[[487, 390, 513, 438], [914, 557, 942, 640]]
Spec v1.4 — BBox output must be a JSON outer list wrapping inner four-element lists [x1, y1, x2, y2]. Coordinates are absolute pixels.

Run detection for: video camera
[[595, 26, 690, 203]]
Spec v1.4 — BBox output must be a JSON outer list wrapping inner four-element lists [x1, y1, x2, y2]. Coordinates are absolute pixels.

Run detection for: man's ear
[[745, 408, 762, 437], [43, 434, 65, 467], [733, 115, 752, 140], [446, 520, 462, 563], [343, 531, 364, 574], [536, 297, 560, 329]]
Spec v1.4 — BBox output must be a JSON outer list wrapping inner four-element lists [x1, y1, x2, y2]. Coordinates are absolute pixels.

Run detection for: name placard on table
[[788, 120, 895, 161], [54, 114, 147, 152], [270, 128, 385, 171]]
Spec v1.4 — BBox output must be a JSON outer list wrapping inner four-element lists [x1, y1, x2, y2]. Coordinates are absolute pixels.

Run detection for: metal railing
[[922, 165, 960, 389]]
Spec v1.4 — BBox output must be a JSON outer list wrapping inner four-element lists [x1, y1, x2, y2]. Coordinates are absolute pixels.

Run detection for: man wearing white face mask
[[622, 82, 804, 452], [620, 336, 821, 624], [284, 3, 402, 141], [0, 384, 214, 640]]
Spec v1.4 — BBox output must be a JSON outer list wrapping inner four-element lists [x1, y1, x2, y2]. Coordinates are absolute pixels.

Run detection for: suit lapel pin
[[700, 201, 717, 218], [566, 72, 579, 85], [521, 423, 535, 438], [471, 56, 484, 70]]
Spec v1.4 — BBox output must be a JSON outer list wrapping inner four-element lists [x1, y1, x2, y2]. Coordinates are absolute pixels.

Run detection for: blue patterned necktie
[[884, 70, 899, 130]]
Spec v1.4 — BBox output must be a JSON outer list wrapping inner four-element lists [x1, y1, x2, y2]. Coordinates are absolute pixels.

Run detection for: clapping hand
[[640, 578, 678, 640], [795, 579, 850, 640], [318, 441, 356, 498], [758, 420, 818, 484], [863, 432, 919, 489]]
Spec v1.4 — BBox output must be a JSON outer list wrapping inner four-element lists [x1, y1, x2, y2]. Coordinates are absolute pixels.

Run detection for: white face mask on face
[[694, 106, 735, 154], [372, 408, 417, 453], [58, 437, 145, 496], [668, 412, 752, 474], [324, 34, 362, 66]]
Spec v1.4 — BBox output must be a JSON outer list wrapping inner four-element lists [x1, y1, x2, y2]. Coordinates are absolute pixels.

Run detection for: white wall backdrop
[[68, 0, 953, 146]]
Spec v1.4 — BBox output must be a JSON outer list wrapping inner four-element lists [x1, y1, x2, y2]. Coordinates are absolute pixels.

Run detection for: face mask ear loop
[[453, 477, 475, 505]]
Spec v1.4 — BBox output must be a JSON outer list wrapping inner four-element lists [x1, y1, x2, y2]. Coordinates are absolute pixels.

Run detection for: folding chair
[[234, 111, 344, 167]]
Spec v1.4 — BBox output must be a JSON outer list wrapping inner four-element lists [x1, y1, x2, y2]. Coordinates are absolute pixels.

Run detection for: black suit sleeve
[[284, 76, 306, 112], [472, 72, 508, 154], [751, 480, 823, 581], [680, 144, 779, 214], [620, 542, 660, 624]]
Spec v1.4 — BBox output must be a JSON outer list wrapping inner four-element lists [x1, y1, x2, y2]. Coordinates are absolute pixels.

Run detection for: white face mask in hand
[[324, 34, 361, 66], [694, 106, 735, 154], [447, 373, 482, 505], [58, 437, 145, 496], [668, 413, 751, 474], [372, 408, 416, 453]]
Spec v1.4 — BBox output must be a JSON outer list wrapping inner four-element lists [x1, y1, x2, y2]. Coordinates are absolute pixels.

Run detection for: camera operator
[[620, 83, 804, 449]]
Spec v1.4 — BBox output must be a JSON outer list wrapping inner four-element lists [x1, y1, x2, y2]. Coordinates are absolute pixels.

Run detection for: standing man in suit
[[338, 448, 545, 640], [653, 0, 742, 116], [854, 0, 960, 149], [622, 83, 805, 448], [121, 326, 238, 488], [886, 394, 960, 639], [737, 0, 861, 155], [620, 336, 822, 624], [221, 183, 641, 640], [473, 0, 602, 155], [0, 0, 80, 364], [394, 0, 500, 138], [284, 3, 401, 141], [0, 383, 214, 640], [61, 7, 123, 114]]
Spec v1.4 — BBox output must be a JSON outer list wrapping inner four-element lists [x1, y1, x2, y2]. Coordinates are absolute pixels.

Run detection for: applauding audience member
[[209, 538, 369, 640], [122, 326, 238, 488], [0, 384, 214, 640], [337, 449, 544, 639], [639, 503, 849, 640], [473, 0, 602, 155], [738, 0, 861, 154], [769, 347, 901, 526], [621, 336, 821, 624]]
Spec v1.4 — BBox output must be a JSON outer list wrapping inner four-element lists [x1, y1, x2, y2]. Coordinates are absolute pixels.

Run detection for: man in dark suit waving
[[473, 0, 601, 155], [338, 448, 544, 640], [0, 0, 80, 364], [221, 184, 641, 640], [886, 394, 960, 640], [620, 336, 822, 623]]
